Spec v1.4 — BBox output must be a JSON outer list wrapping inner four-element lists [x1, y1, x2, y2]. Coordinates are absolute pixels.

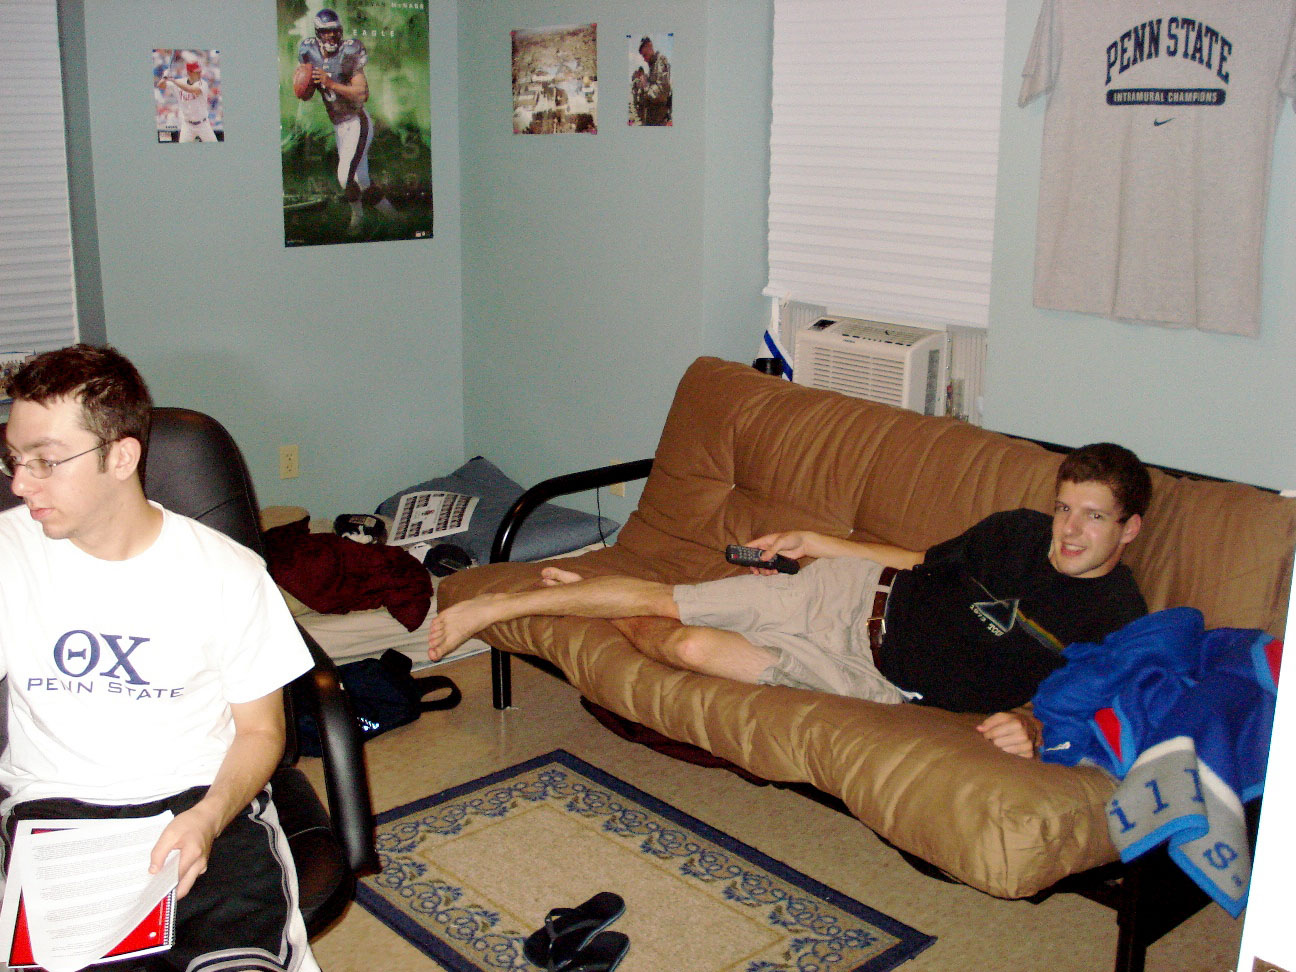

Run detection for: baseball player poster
[[153, 49, 223, 143], [278, 2, 434, 246]]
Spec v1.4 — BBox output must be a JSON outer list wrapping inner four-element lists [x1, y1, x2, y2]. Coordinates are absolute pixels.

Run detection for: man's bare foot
[[538, 566, 584, 586], [427, 593, 511, 661]]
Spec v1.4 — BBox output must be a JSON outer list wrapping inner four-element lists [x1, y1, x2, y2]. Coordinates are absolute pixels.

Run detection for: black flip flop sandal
[[551, 931, 629, 972], [522, 891, 625, 970]]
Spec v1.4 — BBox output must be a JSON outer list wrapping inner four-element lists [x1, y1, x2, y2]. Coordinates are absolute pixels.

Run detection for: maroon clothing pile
[[263, 518, 432, 631]]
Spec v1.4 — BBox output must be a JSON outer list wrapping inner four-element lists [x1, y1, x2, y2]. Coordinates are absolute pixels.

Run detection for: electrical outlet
[[610, 481, 626, 497], [279, 444, 300, 480]]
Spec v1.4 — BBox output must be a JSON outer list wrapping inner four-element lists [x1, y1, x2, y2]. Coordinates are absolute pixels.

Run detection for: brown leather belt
[[867, 565, 899, 669]]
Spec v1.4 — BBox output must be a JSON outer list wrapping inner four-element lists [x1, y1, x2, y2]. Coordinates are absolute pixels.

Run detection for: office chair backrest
[[142, 407, 267, 557]]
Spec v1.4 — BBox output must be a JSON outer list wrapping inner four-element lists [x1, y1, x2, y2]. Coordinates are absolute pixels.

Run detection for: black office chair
[[0, 406, 377, 935]]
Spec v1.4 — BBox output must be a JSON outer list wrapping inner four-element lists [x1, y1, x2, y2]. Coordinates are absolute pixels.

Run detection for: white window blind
[[0, 0, 79, 355], [766, 0, 1007, 329]]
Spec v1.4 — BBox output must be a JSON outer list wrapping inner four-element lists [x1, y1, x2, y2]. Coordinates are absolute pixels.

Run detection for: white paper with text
[[388, 490, 478, 546], [0, 813, 178, 972]]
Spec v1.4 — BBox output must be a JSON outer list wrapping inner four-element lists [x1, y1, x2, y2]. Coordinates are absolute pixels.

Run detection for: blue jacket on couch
[[1031, 607, 1282, 916]]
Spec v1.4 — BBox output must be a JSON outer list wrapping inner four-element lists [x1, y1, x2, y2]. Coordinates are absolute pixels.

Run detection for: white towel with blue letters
[[1032, 608, 1282, 917]]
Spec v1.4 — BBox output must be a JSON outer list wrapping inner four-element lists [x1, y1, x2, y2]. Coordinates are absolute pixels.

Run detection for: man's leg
[[333, 115, 368, 230], [169, 788, 319, 972], [349, 112, 396, 216], [428, 568, 679, 660], [610, 615, 776, 682], [431, 566, 777, 681]]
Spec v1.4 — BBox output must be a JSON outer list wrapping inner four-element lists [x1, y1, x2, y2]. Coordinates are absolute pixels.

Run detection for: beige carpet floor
[[360, 750, 931, 971], [301, 652, 1245, 972]]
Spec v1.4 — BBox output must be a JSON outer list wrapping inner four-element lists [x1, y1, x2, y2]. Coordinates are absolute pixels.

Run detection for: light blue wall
[[457, 0, 771, 508], [66, 0, 465, 515], [703, 1, 774, 360], [987, 0, 1296, 489], [71, 0, 1287, 515]]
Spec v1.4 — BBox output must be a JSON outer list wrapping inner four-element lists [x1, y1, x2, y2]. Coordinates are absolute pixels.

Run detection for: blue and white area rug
[[358, 749, 934, 971]]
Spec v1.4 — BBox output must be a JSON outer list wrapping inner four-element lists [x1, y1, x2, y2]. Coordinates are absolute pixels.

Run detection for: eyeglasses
[[1, 442, 108, 480]]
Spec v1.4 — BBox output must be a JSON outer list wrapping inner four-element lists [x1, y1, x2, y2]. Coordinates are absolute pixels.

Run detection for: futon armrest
[[489, 458, 654, 563], [292, 626, 379, 874]]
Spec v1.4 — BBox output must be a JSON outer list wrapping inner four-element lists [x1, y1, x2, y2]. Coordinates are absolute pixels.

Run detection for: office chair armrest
[[292, 626, 379, 874]]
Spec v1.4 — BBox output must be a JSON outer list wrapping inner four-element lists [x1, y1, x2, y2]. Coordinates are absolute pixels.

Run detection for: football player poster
[[153, 48, 223, 143], [278, 1, 434, 246], [511, 24, 598, 134]]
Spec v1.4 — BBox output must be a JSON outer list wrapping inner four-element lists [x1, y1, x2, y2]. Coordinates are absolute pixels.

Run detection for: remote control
[[725, 544, 800, 574]]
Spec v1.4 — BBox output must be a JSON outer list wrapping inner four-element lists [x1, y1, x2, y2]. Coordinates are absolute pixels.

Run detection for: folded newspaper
[[388, 490, 478, 546]]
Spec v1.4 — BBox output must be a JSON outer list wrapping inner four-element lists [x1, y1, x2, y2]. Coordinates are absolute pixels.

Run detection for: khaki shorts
[[673, 557, 908, 703]]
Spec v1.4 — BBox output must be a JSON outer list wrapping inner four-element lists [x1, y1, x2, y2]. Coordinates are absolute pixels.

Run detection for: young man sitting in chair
[[0, 345, 320, 971], [429, 442, 1151, 759]]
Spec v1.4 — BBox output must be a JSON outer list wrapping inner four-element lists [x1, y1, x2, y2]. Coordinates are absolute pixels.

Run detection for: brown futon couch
[[438, 355, 1294, 952]]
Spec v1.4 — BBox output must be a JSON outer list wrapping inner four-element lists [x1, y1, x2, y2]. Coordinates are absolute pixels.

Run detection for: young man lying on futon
[[430, 443, 1151, 759]]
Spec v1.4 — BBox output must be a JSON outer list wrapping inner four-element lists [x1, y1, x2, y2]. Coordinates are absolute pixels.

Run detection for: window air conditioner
[[793, 317, 947, 415]]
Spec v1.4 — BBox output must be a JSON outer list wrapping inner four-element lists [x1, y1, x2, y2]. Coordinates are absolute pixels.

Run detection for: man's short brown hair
[[9, 344, 153, 466], [1057, 442, 1151, 521]]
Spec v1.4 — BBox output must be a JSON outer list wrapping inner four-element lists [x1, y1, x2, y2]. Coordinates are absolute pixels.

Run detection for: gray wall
[[62, 0, 466, 514], [457, 0, 772, 511], [56, 1, 105, 346], [987, 0, 1296, 489]]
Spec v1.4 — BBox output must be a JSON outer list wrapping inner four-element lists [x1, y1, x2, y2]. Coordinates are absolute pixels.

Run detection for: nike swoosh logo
[[1153, 118, 1173, 126]]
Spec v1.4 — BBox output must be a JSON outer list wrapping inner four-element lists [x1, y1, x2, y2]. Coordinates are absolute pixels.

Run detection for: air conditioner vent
[[794, 317, 946, 414]]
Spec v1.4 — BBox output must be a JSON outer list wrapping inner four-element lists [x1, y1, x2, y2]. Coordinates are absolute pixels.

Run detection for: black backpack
[[296, 649, 461, 756]]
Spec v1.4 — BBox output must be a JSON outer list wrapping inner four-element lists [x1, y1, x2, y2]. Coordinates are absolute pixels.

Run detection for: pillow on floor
[[375, 457, 619, 565]]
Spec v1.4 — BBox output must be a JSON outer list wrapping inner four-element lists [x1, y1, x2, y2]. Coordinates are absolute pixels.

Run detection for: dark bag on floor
[[297, 649, 462, 756]]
